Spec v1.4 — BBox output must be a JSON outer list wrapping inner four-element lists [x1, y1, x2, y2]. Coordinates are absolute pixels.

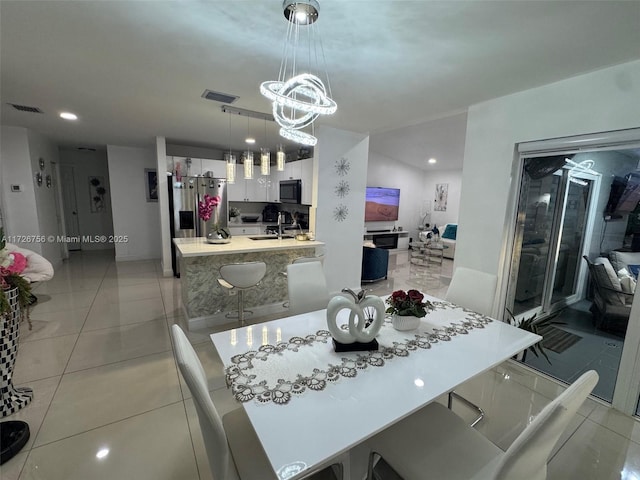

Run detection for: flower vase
[[206, 209, 230, 244], [0, 287, 33, 417], [392, 314, 421, 331]]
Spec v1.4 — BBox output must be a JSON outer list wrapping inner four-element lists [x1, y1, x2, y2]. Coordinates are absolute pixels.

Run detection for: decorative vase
[[392, 314, 421, 331], [0, 287, 33, 417], [206, 230, 231, 244]]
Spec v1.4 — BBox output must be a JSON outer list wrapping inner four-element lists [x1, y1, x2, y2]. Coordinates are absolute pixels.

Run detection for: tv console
[[364, 230, 410, 250]]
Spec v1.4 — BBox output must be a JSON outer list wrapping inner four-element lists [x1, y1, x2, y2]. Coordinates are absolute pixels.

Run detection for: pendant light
[[260, 148, 271, 176], [260, 120, 270, 176], [225, 114, 236, 184], [260, 0, 336, 146], [276, 144, 286, 172], [243, 117, 254, 179], [243, 151, 254, 179]]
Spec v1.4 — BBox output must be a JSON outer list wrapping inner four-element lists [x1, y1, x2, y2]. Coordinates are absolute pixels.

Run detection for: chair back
[[494, 370, 598, 480], [293, 254, 325, 265], [219, 261, 267, 289], [170, 325, 232, 480], [287, 261, 330, 315], [445, 266, 498, 316]]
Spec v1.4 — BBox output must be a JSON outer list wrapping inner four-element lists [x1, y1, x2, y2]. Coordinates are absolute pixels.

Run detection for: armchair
[[583, 255, 633, 332], [361, 246, 389, 283]]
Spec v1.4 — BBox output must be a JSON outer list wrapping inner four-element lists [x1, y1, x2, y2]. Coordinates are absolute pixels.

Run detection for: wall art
[[89, 176, 107, 212], [145, 168, 158, 202], [434, 183, 448, 212]]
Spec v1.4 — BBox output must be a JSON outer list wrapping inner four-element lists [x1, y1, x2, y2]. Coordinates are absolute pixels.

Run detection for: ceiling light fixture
[[243, 116, 254, 179], [261, 120, 270, 176], [60, 112, 78, 120], [260, 0, 336, 147], [276, 144, 286, 171], [428, 158, 437, 164], [243, 151, 254, 179], [225, 114, 236, 184]]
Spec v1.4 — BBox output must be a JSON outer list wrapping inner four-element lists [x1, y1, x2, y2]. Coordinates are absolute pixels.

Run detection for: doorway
[[507, 147, 639, 403], [60, 165, 81, 251]]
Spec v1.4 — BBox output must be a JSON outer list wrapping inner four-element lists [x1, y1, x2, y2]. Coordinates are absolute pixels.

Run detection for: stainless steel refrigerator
[[169, 175, 228, 276]]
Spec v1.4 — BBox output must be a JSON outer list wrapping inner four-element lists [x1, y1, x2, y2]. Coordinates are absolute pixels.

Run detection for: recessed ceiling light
[[60, 112, 78, 120], [245, 137, 256, 144], [95, 448, 109, 459], [428, 158, 437, 164]]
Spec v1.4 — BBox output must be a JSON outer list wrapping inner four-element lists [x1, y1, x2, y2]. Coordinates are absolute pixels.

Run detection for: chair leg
[[448, 391, 485, 427], [237, 290, 245, 326], [366, 451, 377, 480]]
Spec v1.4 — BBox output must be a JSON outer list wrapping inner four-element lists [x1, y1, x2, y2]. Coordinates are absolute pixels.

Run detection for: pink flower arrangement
[[198, 194, 221, 222], [0, 231, 32, 320]]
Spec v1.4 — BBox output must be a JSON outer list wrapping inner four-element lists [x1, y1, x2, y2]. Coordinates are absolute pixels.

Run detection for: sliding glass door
[[508, 157, 597, 319]]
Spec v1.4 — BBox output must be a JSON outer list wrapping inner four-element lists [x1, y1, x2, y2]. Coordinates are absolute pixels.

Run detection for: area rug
[[537, 325, 582, 354]]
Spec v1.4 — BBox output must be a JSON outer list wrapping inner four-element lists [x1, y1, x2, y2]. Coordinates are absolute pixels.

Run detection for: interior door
[[60, 165, 81, 251]]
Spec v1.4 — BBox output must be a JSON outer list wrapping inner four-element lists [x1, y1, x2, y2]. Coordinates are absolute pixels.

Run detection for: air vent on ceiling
[[77, 147, 97, 152], [8, 103, 44, 113], [201, 90, 238, 104]]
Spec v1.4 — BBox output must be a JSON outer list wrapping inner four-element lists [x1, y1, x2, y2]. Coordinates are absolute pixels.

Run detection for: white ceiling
[[1, 1, 639, 170]]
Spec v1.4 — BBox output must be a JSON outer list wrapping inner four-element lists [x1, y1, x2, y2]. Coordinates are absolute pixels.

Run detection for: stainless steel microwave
[[280, 179, 302, 204]]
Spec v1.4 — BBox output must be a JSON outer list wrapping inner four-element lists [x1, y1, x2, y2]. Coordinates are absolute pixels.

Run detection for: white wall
[[59, 148, 114, 250], [366, 152, 426, 240], [107, 145, 161, 261], [0, 127, 40, 251], [0, 126, 65, 266], [459, 60, 640, 288], [25, 130, 63, 265], [315, 126, 370, 294], [422, 169, 462, 229]]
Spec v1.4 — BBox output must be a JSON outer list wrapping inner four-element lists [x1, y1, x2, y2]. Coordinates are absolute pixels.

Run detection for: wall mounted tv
[[605, 172, 640, 215], [365, 187, 400, 222]]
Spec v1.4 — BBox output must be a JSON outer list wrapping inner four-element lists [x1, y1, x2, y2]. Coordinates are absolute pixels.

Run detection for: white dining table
[[210, 294, 541, 480]]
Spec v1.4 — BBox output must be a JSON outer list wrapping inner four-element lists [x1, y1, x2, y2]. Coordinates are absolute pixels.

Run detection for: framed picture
[[434, 183, 448, 211], [89, 176, 107, 212], [145, 168, 158, 202]]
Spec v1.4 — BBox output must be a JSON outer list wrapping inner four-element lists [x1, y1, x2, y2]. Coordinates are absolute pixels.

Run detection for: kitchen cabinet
[[227, 179, 270, 202], [228, 226, 263, 236], [281, 158, 313, 205]]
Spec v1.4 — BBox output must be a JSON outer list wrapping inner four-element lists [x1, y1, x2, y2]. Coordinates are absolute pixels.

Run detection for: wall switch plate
[[10, 184, 23, 192]]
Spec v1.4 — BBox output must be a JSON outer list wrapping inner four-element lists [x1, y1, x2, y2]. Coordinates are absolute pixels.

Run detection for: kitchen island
[[174, 236, 325, 329]]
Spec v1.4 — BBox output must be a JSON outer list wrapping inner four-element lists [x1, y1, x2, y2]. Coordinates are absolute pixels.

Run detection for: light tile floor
[[1, 250, 640, 479]]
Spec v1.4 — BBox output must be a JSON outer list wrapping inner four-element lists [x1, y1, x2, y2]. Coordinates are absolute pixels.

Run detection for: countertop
[[173, 236, 324, 257]]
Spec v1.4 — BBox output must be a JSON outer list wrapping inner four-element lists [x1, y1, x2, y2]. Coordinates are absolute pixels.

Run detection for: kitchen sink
[[248, 235, 295, 240]]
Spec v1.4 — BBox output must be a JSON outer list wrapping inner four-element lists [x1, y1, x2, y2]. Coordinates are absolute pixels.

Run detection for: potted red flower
[[386, 289, 432, 331]]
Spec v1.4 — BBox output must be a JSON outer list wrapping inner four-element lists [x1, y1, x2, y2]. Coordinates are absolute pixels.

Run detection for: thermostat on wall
[[10, 185, 23, 192]]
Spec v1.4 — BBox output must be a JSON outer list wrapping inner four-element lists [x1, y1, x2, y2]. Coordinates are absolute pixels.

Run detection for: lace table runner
[[224, 301, 492, 405]]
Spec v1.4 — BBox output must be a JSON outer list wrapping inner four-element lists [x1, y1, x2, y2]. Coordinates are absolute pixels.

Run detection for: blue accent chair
[[361, 247, 389, 283]]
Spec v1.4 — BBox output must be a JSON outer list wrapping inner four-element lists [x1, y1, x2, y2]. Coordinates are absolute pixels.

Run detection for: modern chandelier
[[260, 0, 336, 147]]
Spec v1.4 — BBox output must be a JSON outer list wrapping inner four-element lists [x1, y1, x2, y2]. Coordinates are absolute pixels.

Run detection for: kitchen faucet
[[277, 212, 283, 240]]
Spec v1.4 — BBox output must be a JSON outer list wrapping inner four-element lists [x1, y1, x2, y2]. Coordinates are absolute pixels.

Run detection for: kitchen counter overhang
[[173, 236, 324, 257]]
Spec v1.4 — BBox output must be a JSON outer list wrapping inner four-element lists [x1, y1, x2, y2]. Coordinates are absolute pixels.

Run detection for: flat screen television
[[365, 187, 400, 222], [605, 172, 640, 215]]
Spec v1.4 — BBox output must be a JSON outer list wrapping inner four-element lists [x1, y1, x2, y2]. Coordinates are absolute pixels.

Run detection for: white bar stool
[[217, 261, 267, 326]]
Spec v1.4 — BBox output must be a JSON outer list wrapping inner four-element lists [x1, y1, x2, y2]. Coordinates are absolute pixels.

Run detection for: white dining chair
[[287, 261, 330, 315], [365, 370, 598, 480], [170, 324, 342, 480], [445, 266, 498, 317], [445, 266, 499, 426]]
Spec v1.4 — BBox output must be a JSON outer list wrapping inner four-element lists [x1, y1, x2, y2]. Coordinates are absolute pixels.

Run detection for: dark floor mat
[[538, 325, 582, 353]]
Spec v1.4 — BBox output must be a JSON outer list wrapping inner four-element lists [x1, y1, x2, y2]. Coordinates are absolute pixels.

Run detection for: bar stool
[[281, 254, 326, 308], [217, 261, 267, 326]]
